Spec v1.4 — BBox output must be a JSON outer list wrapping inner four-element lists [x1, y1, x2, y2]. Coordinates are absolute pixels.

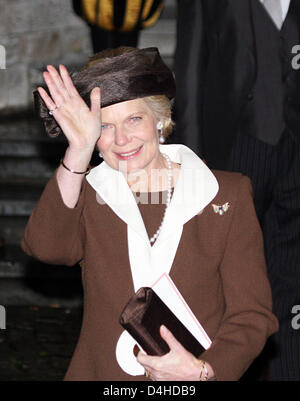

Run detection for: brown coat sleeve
[[200, 175, 278, 381], [21, 171, 86, 266]]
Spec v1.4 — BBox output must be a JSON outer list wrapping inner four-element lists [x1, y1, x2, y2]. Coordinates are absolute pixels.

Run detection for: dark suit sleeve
[[21, 171, 86, 266], [200, 176, 278, 381], [174, 0, 207, 156]]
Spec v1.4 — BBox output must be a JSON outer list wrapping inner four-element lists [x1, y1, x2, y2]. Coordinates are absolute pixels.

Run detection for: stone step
[[0, 179, 44, 216], [0, 139, 67, 157], [0, 178, 46, 196], [0, 156, 58, 180], [0, 199, 37, 217], [0, 113, 53, 141], [0, 245, 83, 306], [0, 155, 100, 217], [0, 244, 81, 279], [0, 277, 83, 307], [0, 306, 82, 381], [0, 215, 28, 245]]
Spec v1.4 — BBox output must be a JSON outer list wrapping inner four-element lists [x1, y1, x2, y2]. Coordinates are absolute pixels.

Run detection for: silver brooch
[[212, 202, 230, 215]]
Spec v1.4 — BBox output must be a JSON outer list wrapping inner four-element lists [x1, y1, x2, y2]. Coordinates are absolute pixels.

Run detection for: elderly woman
[[22, 47, 278, 381]]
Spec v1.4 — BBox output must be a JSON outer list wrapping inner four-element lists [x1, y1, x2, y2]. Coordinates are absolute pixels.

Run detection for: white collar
[[259, 0, 290, 23], [87, 143, 219, 289], [87, 145, 219, 291], [87, 144, 218, 247]]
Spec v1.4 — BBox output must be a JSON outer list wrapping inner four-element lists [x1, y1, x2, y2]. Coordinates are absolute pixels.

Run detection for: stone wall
[[0, 0, 177, 115], [0, 0, 176, 114], [0, 0, 92, 113]]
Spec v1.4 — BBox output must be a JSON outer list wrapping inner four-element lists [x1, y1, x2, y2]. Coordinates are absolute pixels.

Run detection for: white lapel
[[87, 160, 149, 241], [156, 144, 219, 242], [87, 144, 219, 290]]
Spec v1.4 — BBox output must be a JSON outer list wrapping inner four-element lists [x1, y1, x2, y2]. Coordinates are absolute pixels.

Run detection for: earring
[[157, 121, 165, 143], [157, 121, 163, 130], [98, 151, 103, 158]]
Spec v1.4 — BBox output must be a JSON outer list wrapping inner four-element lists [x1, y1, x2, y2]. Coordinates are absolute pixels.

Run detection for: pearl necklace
[[149, 153, 173, 244]]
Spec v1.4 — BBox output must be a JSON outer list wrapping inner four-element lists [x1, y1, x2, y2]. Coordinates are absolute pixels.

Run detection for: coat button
[[247, 92, 254, 100]]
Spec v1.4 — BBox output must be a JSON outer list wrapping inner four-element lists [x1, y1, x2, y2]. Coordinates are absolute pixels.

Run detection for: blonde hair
[[143, 95, 174, 139]]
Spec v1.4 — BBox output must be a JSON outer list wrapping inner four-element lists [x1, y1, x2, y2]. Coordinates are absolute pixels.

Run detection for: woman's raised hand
[[38, 64, 101, 153], [39, 65, 102, 208]]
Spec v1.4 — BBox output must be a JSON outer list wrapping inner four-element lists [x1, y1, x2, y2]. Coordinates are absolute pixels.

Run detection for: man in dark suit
[[173, 0, 300, 380]]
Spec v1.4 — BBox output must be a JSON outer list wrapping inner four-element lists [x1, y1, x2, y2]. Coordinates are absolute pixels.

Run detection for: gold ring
[[145, 370, 150, 378]]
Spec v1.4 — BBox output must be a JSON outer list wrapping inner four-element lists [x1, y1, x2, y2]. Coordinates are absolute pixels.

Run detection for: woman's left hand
[[136, 325, 213, 381]]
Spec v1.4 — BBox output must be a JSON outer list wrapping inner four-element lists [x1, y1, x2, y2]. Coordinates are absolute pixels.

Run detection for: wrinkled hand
[[38, 64, 101, 152], [137, 325, 205, 381]]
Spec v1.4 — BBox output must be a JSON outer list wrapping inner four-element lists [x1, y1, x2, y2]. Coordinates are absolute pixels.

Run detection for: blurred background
[[0, 0, 175, 380]]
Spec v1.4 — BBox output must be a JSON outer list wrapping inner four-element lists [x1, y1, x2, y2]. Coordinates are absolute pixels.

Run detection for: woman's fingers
[[90, 87, 101, 116], [37, 86, 57, 112], [46, 64, 70, 100], [43, 70, 65, 109], [137, 352, 158, 367], [159, 325, 183, 354], [42, 64, 100, 116], [59, 64, 80, 97]]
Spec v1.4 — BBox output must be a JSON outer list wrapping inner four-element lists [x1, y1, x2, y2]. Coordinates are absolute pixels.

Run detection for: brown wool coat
[[21, 169, 278, 381]]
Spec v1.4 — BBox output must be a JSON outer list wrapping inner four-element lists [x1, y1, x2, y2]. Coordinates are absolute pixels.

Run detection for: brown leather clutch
[[119, 287, 205, 357]]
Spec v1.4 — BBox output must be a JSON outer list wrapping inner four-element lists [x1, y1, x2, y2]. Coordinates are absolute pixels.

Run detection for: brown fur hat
[[34, 47, 176, 138]]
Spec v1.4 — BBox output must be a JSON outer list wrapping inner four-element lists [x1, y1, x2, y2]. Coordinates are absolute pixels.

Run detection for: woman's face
[[97, 98, 162, 174]]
